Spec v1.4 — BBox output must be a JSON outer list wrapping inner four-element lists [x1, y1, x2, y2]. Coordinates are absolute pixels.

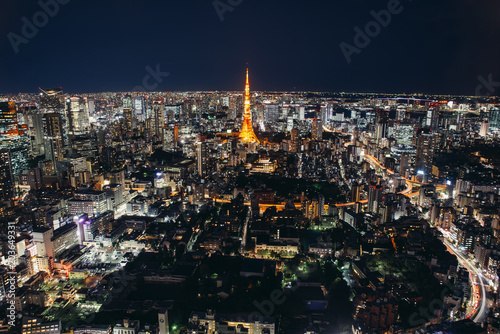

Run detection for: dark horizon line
[[0, 88, 496, 99]]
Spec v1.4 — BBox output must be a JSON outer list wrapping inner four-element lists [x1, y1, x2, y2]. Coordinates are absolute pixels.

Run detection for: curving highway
[[441, 235, 489, 323], [363, 154, 414, 196]]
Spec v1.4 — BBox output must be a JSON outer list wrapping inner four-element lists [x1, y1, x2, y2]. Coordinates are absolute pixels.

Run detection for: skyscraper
[[20, 103, 45, 156], [489, 107, 500, 129], [1, 102, 29, 179], [264, 104, 280, 123], [67, 97, 90, 135], [239, 69, 259, 143], [196, 141, 208, 177], [134, 96, 145, 122], [426, 106, 440, 131], [163, 125, 178, 151], [290, 128, 299, 153], [415, 132, 435, 174], [0, 150, 14, 201], [123, 94, 133, 109], [123, 94, 134, 135], [153, 99, 164, 139], [43, 113, 64, 163], [123, 107, 133, 135], [0, 101, 17, 138], [368, 185, 384, 214], [312, 119, 323, 141]]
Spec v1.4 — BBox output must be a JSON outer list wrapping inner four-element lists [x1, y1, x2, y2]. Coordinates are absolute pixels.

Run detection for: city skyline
[[1, 71, 499, 333]]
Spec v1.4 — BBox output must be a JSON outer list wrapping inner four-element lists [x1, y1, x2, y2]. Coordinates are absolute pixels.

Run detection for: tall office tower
[[123, 107, 133, 135], [311, 119, 323, 141], [153, 99, 164, 139], [0, 150, 15, 201], [367, 185, 384, 214], [67, 97, 90, 135], [163, 125, 177, 151], [1, 101, 29, 179], [489, 107, 500, 129], [134, 96, 145, 122], [0, 101, 17, 138], [123, 95, 134, 135], [290, 128, 299, 153], [123, 94, 133, 109], [321, 102, 334, 123], [264, 103, 280, 123], [196, 141, 208, 177], [87, 99, 95, 115], [375, 123, 388, 144], [39, 88, 64, 111], [374, 109, 388, 142], [20, 104, 45, 156], [43, 113, 64, 163], [286, 116, 294, 132], [298, 106, 305, 121], [281, 106, 290, 120], [480, 121, 489, 137], [415, 132, 435, 174], [239, 69, 259, 143], [426, 106, 440, 130], [3, 142, 29, 179]]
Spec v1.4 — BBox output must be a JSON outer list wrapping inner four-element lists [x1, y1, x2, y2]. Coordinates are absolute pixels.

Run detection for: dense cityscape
[[0, 66, 499, 334]]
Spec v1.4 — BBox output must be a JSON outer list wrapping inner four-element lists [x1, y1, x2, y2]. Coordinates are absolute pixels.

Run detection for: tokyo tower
[[238, 68, 259, 143]]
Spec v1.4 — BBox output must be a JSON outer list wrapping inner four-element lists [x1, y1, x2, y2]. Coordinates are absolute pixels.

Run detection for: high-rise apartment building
[[415, 132, 436, 174], [43, 113, 64, 163], [312, 119, 323, 141], [0, 150, 14, 201], [196, 142, 208, 177]]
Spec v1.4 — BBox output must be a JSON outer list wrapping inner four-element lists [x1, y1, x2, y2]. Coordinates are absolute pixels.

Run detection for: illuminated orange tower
[[239, 68, 259, 143]]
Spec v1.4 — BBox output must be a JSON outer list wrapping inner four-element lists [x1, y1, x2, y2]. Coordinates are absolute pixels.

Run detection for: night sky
[[1, 0, 500, 95]]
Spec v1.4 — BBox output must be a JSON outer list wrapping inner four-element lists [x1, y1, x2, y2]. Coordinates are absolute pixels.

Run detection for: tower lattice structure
[[239, 68, 259, 143]]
